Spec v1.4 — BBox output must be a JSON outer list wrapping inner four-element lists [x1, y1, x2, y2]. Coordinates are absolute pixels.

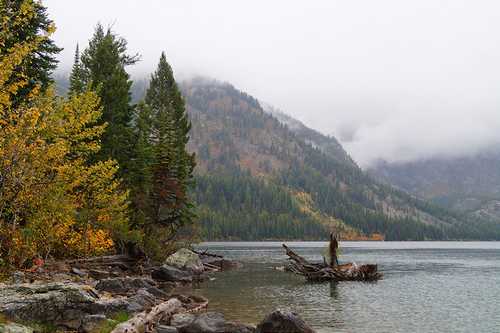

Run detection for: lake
[[187, 241, 500, 333]]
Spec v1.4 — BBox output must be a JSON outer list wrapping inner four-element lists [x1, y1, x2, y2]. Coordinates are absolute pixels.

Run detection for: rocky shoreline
[[0, 249, 316, 333]]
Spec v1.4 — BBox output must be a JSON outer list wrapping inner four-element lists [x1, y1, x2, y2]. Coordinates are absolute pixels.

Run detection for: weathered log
[[111, 298, 183, 333], [282, 244, 382, 282]]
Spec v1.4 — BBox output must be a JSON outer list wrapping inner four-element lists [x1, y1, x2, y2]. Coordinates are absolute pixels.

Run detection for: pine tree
[[81, 24, 139, 176], [0, 0, 62, 104], [144, 52, 196, 236], [129, 101, 154, 226], [68, 44, 87, 95]]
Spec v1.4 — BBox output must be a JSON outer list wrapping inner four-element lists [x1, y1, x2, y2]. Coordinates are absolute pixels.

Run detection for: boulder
[[165, 249, 204, 274], [178, 312, 255, 333], [95, 276, 157, 294], [170, 312, 196, 328], [126, 288, 158, 313], [0, 282, 128, 329], [152, 265, 193, 283], [0, 323, 34, 333], [256, 310, 315, 333]]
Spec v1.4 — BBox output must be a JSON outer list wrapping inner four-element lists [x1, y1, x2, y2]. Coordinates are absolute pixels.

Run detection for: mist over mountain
[[370, 150, 500, 226], [45, 0, 500, 168]]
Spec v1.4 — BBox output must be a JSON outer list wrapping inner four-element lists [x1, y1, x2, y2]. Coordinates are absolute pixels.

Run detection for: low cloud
[[46, 0, 500, 168]]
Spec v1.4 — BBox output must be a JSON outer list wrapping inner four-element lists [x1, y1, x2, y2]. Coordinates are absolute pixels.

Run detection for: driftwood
[[111, 298, 183, 333], [283, 244, 382, 282], [111, 294, 209, 333]]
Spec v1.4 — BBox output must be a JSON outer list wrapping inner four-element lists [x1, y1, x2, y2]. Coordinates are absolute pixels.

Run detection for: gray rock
[[180, 312, 226, 333], [156, 325, 178, 333], [95, 276, 157, 295], [152, 265, 193, 283], [0, 282, 128, 329], [0, 323, 34, 333], [256, 310, 315, 333], [71, 267, 88, 277], [165, 249, 204, 274], [80, 314, 109, 332], [171, 311, 254, 333], [126, 288, 157, 313], [170, 312, 196, 328], [88, 269, 118, 279]]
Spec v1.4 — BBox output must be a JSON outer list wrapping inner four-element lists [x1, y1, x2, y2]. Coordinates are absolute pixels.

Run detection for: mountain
[[181, 78, 495, 241], [370, 151, 500, 226]]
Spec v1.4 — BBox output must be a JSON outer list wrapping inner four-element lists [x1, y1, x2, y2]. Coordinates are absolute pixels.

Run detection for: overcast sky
[[45, 0, 500, 167]]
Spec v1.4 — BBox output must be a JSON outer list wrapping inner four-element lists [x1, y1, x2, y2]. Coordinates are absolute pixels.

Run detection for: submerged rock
[[256, 310, 315, 333], [171, 312, 255, 333], [165, 249, 204, 274]]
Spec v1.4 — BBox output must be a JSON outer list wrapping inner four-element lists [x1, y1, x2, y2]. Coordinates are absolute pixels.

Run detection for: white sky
[[45, 0, 500, 167]]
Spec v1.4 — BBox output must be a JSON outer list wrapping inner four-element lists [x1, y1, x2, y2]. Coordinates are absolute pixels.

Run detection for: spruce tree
[[129, 101, 154, 226], [81, 24, 139, 175], [68, 44, 87, 95], [145, 52, 196, 236], [1, 0, 62, 104]]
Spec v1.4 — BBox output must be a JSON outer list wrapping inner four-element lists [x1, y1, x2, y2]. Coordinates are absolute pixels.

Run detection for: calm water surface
[[187, 242, 500, 333]]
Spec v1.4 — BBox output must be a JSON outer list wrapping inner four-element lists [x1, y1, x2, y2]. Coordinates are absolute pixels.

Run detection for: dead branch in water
[[282, 244, 382, 282]]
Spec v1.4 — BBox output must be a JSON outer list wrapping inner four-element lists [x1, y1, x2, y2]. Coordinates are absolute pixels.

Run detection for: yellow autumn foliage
[[0, 2, 131, 268]]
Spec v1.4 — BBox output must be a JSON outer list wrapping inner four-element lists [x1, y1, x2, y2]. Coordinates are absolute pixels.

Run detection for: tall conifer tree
[[144, 52, 196, 236], [81, 24, 139, 175], [68, 44, 87, 95]]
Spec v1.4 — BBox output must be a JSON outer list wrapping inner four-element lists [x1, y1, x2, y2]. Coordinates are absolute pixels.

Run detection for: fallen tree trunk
[[111, 298, 183, 333], [282, 244, 382, 282]]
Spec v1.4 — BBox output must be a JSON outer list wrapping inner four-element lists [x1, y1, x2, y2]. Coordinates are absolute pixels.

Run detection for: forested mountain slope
[[181, 78, 496, 240], [370, 152, 500, 227]]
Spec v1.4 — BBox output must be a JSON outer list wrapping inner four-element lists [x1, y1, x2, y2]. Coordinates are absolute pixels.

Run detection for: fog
[[45, 0, 500, 167]]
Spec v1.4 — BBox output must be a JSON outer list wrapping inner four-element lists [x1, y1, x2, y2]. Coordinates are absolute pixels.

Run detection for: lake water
[[187, 241, 500, 333]]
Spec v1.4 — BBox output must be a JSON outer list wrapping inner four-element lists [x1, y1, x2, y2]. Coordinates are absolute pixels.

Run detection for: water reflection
[[329, 281, 338, 299]]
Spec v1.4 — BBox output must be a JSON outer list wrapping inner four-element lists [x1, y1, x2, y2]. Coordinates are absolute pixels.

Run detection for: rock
[[152, 265, 193, 283], [95, 276, 158, 295], [0, 282, 128, 329], [71, 267, 88, 277], [165, 249, 204, 274], [170, 312, 196, 328], [88, 269, 118, 279], [179, 312, 253, 333], [80, 314, 116, 333], [156, 325, 178, 333], [0, 323, 34, 333], [179, 312, 226, 333], [126, 288, 157, 313], [223, 322, 256, 333], [256, 310, 315, 333]]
